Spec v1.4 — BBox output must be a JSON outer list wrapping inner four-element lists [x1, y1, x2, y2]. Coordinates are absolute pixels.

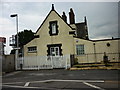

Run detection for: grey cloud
[[1, 2, 119, 54], [90, 22, 118, 39]]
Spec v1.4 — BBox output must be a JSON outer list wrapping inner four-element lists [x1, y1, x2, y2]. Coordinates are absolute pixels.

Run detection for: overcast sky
[[0, 0, 119, 54]]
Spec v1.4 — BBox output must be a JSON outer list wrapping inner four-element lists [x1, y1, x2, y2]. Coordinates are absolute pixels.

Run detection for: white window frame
[[76, 44, 85, 55], [28, 46, 37, 53], [51, 23, 56, 34], [50, 47, 59, 56]]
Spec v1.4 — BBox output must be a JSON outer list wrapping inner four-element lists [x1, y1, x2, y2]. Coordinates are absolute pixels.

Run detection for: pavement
[[70, 62, 120, 70], [70, 67, 120, 70], [2, 69, 120, 90]]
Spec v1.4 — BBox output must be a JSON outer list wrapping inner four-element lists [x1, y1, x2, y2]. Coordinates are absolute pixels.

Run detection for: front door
[[50, 47, 62, 68]]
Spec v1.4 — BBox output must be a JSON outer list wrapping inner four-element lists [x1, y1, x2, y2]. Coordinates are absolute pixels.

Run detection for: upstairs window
[[49, 21, 58, 36], [51, 23, 56, 34], [76, 45, 84, 55], [28, 46, 37, 53]]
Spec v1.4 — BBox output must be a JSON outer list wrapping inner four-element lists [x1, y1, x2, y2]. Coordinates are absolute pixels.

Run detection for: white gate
[[17, 55, 71, 70], [51, 56, 65, 68]]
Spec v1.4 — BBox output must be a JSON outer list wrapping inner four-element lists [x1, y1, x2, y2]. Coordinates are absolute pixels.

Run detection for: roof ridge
[[35, 6, 74, 34]]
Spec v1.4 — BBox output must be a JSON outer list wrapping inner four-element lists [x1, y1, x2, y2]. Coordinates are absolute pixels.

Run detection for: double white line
[[4, 79, 105, 90]]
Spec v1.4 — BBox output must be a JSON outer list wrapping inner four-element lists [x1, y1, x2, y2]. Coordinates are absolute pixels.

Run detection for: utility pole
[[10, 14, 19, 70]]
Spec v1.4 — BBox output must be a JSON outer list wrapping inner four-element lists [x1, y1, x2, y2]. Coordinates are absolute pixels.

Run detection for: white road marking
[[83, 82, 105, 90], [3, 79, 104, 84], [3, 79, 105, 89], [31, 79, 104, 83], [24, 82, 30, 87]]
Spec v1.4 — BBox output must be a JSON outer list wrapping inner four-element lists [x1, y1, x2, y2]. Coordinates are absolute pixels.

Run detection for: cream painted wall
[[93, 40, 119, 62], [74, 38, 94, 54], [74, 38, 119, 63], [24, 38, 38, 56], [74, 38, 95, 63], [24, 10, 119, 64], [24, 10, 75, 57], [94, 40, 119, 54], [70, 24, 76, 29]]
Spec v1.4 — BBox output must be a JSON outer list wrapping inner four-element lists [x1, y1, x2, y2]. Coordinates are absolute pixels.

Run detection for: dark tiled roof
[[90, 38, 120, 42]]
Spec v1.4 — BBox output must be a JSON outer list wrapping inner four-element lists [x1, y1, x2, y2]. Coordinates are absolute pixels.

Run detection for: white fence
[[17, 55, 71, 70]]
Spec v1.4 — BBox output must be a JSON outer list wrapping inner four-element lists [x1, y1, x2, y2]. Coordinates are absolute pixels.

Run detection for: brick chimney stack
[[62, 12, 67, 23], [52, 4, 54, 11], [84, 16, 87, 25], [69, 8, 75, 24]]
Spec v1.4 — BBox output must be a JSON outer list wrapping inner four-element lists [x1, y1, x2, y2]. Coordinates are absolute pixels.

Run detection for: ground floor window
[[47, 44, 62, 56], [76, 44, 84, 55], [50, 47, 59, 56], [28, 46, 37, 53]]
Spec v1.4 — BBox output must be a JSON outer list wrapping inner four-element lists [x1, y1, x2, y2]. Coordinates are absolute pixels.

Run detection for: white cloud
[[0, 17, 16, 36], [19, 14, 45, 32], [0, 2, 119, 54], [0, 17, 16, 54]]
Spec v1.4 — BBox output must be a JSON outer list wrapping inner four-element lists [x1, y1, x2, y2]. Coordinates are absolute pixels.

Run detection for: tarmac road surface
[[2, 69, 119, 90]]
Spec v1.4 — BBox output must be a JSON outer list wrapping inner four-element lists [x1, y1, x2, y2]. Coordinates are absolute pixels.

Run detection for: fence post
[[65, 57, 67, 69], [86, 54, 89, 64], [50, 56, 53, 69], [37, 56, 39, 70]]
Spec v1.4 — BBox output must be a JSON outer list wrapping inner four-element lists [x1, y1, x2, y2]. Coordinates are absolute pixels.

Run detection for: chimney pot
[[69, 8, 75, 24], [62, 12, 67, 23], [52, 4, 54, 10]]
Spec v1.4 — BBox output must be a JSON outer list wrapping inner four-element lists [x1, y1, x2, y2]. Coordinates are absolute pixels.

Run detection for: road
[[2, 69, 119, 90]]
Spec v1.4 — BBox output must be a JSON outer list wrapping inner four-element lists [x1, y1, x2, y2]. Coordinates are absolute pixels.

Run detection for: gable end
[[35, 9, 74, 34]]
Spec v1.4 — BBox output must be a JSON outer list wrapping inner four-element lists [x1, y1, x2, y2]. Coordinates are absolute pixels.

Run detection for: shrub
[[74, 58, 78, 65]]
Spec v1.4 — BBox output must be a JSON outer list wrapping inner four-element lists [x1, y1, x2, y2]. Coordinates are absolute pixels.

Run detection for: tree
[[18, 30, 34, 46], [10, 30, 34, 54]]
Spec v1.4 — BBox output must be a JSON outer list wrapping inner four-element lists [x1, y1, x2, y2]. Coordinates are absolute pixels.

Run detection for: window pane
[[76, 45, 84, 55], [55, 47, 59, 55], [52, 23, 56, 34], [50, 47, 59, 56], [50, 47, 54, 55], [28, 46, 37, 52]]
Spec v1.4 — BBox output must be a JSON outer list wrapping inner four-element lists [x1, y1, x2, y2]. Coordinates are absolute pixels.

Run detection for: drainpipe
[[93, 43, 97, 63]]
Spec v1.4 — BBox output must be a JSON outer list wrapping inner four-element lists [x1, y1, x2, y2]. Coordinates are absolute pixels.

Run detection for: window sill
[[76, 54, 85, 56], [28, 51, 37, 53], [50, 33, 58, 36]]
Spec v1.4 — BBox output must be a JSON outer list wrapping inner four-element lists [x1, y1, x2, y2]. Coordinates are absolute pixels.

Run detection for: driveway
[[2, 69, 119, 90]]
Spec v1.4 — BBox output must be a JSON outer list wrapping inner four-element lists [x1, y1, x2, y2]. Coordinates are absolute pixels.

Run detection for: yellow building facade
[[21, 5, 120, 70]]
